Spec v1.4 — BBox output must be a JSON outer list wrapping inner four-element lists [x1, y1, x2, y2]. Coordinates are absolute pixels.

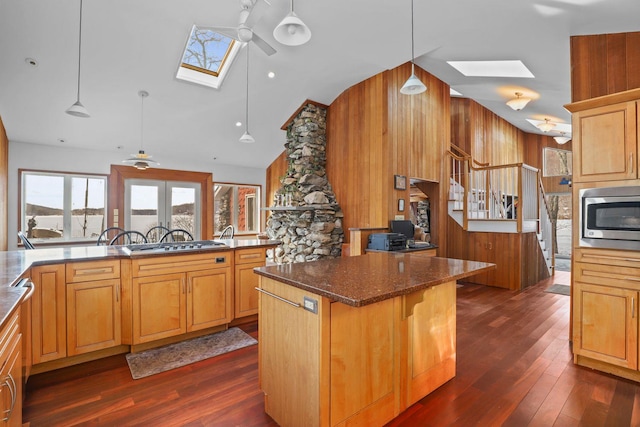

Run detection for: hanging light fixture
[[506, 92, 531, 111], [66, 0, 90, 118], [273, 0, 311, 46], [123, 91, 159, 170], [536, 118, 556, 133], [400, 0, 427, 95], [554, 132, 571, 145], [239, 45, 256, 143]]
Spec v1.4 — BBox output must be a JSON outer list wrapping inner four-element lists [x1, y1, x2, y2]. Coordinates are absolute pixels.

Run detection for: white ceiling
[[1, 0, 639, 170]]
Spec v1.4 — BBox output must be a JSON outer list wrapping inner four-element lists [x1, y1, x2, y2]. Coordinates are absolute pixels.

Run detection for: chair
[[145, 225, 171, 243], [220, 225, 234, 239], [96, 227, 125, 246], [18, 231, 35, 250], [109, 230, 148, 246], [159, 229, 194, 243]]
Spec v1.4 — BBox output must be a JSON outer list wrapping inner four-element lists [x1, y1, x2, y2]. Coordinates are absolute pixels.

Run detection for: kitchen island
[[254, 252, 495, 427]]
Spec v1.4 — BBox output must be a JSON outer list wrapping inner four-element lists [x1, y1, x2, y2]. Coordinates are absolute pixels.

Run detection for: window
[[543, 147, 572, 177], [176, 25, 241, 89], [214, 184, 260, 235], [124, 179, 201, 237], [20, 170, 108, 243]]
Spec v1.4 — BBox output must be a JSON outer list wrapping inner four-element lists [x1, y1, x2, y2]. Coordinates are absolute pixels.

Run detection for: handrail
[[449, 144, 490, 167]]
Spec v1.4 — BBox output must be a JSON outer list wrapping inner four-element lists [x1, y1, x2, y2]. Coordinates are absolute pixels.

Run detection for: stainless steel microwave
[[580, 186, 640, 250]]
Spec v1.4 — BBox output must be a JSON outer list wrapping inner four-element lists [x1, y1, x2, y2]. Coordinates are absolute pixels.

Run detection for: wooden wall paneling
[[0, 115, 8, 250], [450, 98, 472, 154], [607, 33, 629, 95], [571, 31, 640, 102], [628, 32, 640, 89], [264, 150, 287, 227], [388, 65, 410, 223]]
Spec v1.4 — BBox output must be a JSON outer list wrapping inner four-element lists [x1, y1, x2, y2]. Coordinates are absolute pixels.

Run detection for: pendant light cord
[[76, 0, 84, 102], [140, 93, 145, 152], [245, 45, 250, 133], [410, 0, 416, 73]]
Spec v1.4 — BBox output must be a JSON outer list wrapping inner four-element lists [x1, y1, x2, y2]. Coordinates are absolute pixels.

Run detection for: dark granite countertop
[[0, 239, 280, 330], [254, 252, 495, 307]]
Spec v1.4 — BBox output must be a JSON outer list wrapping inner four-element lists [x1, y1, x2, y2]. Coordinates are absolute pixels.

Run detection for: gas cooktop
[[124, 240, 229, 255]]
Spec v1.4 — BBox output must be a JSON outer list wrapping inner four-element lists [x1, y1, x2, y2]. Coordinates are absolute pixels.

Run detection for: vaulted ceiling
[[1, 0, 639, 169]]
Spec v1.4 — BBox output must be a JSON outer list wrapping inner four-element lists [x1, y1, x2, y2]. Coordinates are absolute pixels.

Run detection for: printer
[[367, 233, 407, 251]]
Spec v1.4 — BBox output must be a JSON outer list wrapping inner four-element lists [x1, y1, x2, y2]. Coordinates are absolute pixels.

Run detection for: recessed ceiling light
[[235, 121, 242, 127], [447, 60, 534, 78], [57, 138, 65, 143], [267, 71, 275, 79], [25, 57, 38, 67]]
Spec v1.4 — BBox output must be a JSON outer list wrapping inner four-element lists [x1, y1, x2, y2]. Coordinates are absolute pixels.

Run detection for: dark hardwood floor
[[23, 270, 640, 426]]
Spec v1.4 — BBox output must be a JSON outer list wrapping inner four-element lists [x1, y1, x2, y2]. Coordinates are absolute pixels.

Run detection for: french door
[[124, 179, 201, 238]]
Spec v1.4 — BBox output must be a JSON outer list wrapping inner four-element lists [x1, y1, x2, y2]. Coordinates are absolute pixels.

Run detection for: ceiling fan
[[209, 0, 276, 56]]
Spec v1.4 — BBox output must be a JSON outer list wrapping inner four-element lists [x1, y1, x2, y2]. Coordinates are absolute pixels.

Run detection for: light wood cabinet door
[[132, 273, 186, 344], [234, 262, 262, 318], [66, 279, 122, 356], [573, 282, 638, 369], [187, 269, 232, 332], [573, 101, 637, 182], [31, 264, 66, 364], [0, 312, 22, 427]]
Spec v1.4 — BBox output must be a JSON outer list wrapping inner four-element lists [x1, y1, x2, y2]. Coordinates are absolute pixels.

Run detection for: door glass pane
[[24, 174, 64, 239], [214, 185, 234, 233], [130, 184, 159, 234], [71, 177, 106, 239], [170, 186, 196, 234]]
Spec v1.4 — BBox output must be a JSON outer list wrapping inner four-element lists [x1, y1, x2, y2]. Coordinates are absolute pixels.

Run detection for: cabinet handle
[[255, 287, 301, 308], [1, 374, 16, 421], [116, 284, 120, 303]]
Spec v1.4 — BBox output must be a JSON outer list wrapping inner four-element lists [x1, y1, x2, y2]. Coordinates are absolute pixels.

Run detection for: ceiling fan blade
[[244, 0, 271, 28], [205, 26, 240, 41], [251, 32, 276, 56]]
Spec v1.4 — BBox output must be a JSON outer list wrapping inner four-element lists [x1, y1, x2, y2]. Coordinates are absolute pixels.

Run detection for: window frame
[[542, 147, 573, 177], [213, 182, 262, 236], [18, 169, 109, 246]]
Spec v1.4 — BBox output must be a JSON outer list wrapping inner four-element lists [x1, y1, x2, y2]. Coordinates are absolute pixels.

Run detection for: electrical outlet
[[303, 296, 318, 314]]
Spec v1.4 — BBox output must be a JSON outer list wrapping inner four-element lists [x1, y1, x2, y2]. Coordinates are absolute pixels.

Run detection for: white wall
[[8, 141, 267, 250]]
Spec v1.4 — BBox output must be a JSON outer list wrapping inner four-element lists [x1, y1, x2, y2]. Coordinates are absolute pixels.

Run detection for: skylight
[[176, 25, 242, 89], [447, 60, 535, 78]]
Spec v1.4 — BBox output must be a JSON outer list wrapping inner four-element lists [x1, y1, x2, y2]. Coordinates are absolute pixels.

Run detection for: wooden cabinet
[[572, 249, 640, 378], [234, 248, 266, 318], [30, 264, 66, 364], [0, 311, 22, 427], [465, 232, 519, 289], [259, 276, 456, 427], [570, 99, 638, 183], [66, 260, 121, 356], [131, 252, 232, 345]]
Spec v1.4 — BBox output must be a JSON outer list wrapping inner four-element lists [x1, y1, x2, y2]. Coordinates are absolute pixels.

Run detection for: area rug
[[126, 327, 257, 379], [545, 284, 571, 296]]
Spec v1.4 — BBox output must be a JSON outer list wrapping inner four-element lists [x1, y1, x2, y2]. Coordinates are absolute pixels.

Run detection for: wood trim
[[109, 165, 213, 240], [565, 87, 640, 113], [0, 115, 7, 251]]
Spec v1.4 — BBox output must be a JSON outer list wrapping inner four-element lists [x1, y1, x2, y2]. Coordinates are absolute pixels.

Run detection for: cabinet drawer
[[235, 248, 266, 265], [0, 311, 19, 359], [574, 261, 640, 290], [66, 260, 121, 283], [575, 248, 640, 269], [132, 252, 231, 277]]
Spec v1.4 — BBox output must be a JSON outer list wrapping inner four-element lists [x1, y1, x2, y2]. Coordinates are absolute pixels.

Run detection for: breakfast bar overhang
[[254, 252, 495, 427]]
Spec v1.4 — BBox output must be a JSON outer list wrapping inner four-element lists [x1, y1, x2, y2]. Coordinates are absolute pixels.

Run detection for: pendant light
[[273, 0, 311, 46], [123, 91, 159, 170], [239, 45, 255, 143], [400, 0, 427, 95], [66, 0, 90, 118]]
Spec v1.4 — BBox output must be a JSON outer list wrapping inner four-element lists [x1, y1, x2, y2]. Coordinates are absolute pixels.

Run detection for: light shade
[[506, 92, 531, 111], [554, 132, 571, 144], [273, 12, 311, 46], [239, 131, 256, 143], [537, 119, 556, 132], [122, 150, 159, 170], [400, 72, 427, 95], [65, 100, 90, 118]]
